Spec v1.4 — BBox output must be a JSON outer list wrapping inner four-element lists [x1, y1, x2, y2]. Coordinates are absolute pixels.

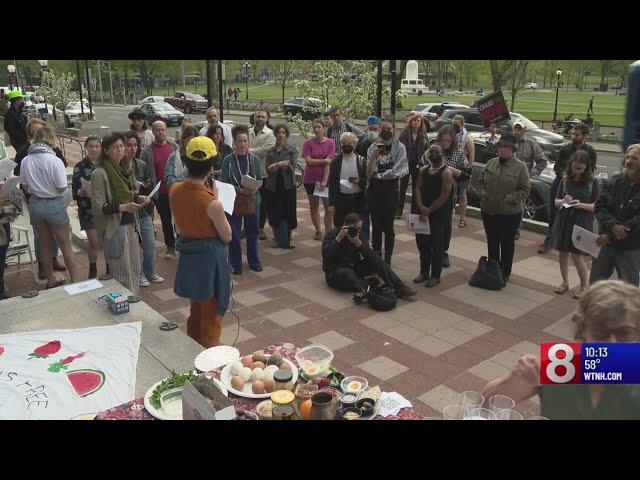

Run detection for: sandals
[[458, 218, 467, 228], [46, 279, 66, 290], [313, 231, 322, 240], [554, 283, 569, 294], [159, 321, 178, 331]]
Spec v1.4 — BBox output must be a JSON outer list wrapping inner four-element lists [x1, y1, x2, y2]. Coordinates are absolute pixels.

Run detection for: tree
[[508, 61, 529, 111], [489, 60, 515, 92], [599, 60, 616, 88], [36, 69, 87, 114], [273, 60, 304, 104], [136, 60, 164, 96]]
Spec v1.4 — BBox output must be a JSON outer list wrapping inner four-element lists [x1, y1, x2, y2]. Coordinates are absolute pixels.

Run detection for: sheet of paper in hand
[[0, 322, 141, 420], [339, 179, 355, 192], [406, 214, 430, 235], [215, 181, 237, 215], [313, 184, 329, 198], [241, 175, 263, 190], [148, 180, 162, 198], [0, 175, 20, 194], [0, 158, 17, 181], [572, 225, 601, 258]]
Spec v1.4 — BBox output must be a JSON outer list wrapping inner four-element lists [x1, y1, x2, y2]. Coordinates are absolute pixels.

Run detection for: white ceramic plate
[[194, 345, 240, 373], [143, 377, 228, 421], [220, 358, 298, 399], [0, 383, 30, 420]]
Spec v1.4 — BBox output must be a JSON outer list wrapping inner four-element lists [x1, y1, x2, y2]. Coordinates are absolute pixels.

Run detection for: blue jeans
[[228, 212, 261, 271], [589, 245, 640, 286], [138, 215, 157, 280], [0, 223, 10, 294]]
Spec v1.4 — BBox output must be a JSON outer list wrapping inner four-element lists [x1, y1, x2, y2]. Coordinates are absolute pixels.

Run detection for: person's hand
[[335, 226, 349, 242], [136, 195, 149, 205], [143, 180, 152, 188], [563, 195, 573, 204], [279, 161, 289, 169], [328, 206, 335, 216], [77, 188, 88, 197], [612, 224, 630, 240], [596, 233, 611, 247], [316, 181, 326, 190], [119, 202, 141, 214], [349, 235, 362, 248], [509, 354, 539, 386], [419, 205, 430, 217], [349, 177, 360, 185]]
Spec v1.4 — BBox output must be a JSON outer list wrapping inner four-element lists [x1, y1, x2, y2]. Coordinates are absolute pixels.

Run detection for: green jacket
[[220, 152, 266, 205], [479, 155, 531, 215]]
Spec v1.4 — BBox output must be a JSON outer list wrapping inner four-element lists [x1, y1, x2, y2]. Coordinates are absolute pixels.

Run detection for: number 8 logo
[[546, 344, 576, 383]]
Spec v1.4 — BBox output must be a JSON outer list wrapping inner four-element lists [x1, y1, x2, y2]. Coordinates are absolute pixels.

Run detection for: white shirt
[[20, 146, 67, 198], [199, 122, 233, 148], [249, 124, 276, 161], [139, 129, 155, 150], [339, 153, 360, 194]]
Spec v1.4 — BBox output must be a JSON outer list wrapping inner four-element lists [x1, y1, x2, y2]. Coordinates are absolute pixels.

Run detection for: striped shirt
[[326, 122, 365, 154]]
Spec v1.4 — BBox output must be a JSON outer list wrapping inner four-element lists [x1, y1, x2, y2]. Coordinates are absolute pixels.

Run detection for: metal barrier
[[57, 132, 85, 161]]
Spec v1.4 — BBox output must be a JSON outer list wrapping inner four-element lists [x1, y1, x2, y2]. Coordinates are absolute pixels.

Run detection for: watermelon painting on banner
[[0, 322, 141, 420]]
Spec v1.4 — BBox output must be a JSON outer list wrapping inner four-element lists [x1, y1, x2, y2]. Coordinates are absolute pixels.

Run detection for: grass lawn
[[144, 82, 627, 127]]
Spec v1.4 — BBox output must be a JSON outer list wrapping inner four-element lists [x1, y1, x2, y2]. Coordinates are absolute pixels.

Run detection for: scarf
[[103, 158, 136, 206]]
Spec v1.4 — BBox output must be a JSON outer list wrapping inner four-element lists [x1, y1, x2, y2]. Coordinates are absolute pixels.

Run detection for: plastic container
[[256, 400, 273, 420], [295, 344, 334, 379], [159, 388, 183, 420], [340, 376, 368, 398]]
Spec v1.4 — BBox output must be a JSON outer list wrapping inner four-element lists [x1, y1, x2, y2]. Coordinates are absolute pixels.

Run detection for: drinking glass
[[528, 415, 550, 420], [442, 404, 466, 420], [489, 394, 515, 415], [459, 391, 484, 414], [423, 417, 442, 420], [495, 409, 523, 420], [466, 407, 496, 420]]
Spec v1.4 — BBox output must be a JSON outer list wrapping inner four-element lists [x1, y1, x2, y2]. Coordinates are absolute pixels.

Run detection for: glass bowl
[[340, 376, 368, 397]]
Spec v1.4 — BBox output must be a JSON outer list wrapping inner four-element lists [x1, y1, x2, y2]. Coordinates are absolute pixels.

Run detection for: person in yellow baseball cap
[[167, 136, 232, 346]]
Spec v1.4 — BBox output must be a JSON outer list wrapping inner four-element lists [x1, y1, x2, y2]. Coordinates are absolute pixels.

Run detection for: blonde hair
[[340, 132, 358, 144], [572, 280, 640, 340], [33, 125, 58, 148], [27, 118, 47, 139], [625, 143, 640, 156]]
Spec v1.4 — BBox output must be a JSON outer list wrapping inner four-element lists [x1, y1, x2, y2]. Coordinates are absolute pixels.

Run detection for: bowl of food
[[340, 376, 368, 397], [295, 344, 334, 380], [256, 400, 273, 420]]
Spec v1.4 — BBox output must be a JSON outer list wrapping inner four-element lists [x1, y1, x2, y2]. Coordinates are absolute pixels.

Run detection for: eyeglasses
[[588, 326, 639, 342]]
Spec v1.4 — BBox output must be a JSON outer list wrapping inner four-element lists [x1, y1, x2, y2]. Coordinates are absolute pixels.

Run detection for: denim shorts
[[28, 196, 69, 227]]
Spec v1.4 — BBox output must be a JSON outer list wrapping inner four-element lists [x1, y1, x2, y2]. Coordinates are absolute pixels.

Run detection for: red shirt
[[152, 142, 173, 195]]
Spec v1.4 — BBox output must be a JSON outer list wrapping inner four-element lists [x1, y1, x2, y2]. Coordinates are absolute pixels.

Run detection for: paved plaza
[[4, 175, 584, 418]]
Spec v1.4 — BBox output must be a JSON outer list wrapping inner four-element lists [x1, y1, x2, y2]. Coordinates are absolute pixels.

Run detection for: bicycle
[[294, 162, 304, 189]]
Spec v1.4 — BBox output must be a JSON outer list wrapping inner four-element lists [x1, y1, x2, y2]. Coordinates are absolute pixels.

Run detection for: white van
[[401, 79, 432, 96]]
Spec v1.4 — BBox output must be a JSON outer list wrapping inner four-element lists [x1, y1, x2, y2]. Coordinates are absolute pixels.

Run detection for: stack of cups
[[489, 395, 522, 420]]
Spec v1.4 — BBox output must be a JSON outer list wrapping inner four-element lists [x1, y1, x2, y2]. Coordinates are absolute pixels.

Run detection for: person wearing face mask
[[478, 133, 531, 283], [4, 90, 28, 152], [482, 280, 640, 420], [451, 115, 474, 229], [539, 123, 597, 254], [366, 115, 409, 265], [328, 132, 369, 243], [589, 144, 640, 286], [355, 116, 381, 157], [413, 145, 454, 287]]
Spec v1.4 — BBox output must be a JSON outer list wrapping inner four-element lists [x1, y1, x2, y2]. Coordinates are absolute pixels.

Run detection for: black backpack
[[353, 277, 397, 311], [468, 256, 505, 290]]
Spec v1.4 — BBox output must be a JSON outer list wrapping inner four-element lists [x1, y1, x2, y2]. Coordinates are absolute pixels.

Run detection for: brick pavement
[[4, 188, 588, 418]]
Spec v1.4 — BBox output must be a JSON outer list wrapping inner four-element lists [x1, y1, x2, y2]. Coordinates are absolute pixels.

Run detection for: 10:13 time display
[[584, 346, 608, 358]]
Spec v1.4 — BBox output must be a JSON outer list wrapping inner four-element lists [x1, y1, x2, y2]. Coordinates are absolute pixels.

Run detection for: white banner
[[0, 322, 141, 420]]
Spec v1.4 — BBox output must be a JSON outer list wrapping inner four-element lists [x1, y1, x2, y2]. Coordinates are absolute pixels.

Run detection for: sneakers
[[425, 278, 441, 288], [442, 254, 451, 268], [139, 277, 151, 288], [538, 243, 551, 254], [413, 273, 429, 284], [149, 274, 165, 284], [163, 248, 176, 259], [395, 285, 417, 299]]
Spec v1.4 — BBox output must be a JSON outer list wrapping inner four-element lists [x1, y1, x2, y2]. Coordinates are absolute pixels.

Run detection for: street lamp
[[243, 62, 250, 101], [7, 64, 16, 90], [38, 60, 51, 120], [552, 68, 562, 123]]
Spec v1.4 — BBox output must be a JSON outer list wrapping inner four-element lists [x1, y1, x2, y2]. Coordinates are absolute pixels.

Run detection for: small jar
[[270, 390, 295, 420], [273, 368, 294, 392]]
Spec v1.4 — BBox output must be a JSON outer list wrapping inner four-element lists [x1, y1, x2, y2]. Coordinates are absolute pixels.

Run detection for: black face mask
[[429, 154, 443, 165], [380, 130, 393, 141], [341, 145, 354, 154]]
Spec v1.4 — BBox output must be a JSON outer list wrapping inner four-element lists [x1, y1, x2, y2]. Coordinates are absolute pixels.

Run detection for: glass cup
[[442, 404, 466, 420], [459, 391, 484, 415], [423, 417, 442, 420], [495, 409, 523, 420], [489, 394, 515, 415], [466, 407, 496, 420], [528, 415, 550, 420]]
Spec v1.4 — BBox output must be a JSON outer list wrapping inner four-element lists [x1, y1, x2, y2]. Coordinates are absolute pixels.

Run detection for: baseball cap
[[513, 119, 526, 129], [6, 90, 26, 101], [185, 136, 217, 161], [367, 116, 381, 126]]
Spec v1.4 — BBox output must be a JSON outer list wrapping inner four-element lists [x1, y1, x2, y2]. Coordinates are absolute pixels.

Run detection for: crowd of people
[[1, 88, 640, 347]]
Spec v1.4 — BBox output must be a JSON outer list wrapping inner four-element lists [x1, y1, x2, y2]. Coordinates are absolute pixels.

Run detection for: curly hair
[[436, 125, 458, 154]]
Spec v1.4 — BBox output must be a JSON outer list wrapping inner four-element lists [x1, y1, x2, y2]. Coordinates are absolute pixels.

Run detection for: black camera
[[347, 225, 359, 238]]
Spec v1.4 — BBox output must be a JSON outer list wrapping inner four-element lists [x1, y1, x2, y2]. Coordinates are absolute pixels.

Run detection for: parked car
[[526, 82, 538, 89], [410, 102, 470, 123], [140, 102, 184, 126], [141, 96, 166, 104], [65, 101, 96, 127], [27, 103, 63, 121], [434, 109, 566, 162], [282, 97, 324, 120], [164, 91, 207, 113]]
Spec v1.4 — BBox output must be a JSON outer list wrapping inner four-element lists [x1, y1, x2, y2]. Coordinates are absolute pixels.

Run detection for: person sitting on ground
[[481, 280, 640, 420], [321, 212, 416, 298]]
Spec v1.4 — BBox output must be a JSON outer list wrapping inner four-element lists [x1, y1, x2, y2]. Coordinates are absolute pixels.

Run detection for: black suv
[[283, 97, 324, 121], [434, 109, 566, 162]]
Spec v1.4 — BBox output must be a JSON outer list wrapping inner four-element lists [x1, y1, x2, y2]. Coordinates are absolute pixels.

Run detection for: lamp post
[[7, 64, 16, 90], [552, 68, 562, 123], [37, 60, 52, 120], [243, 62, 250, 101]]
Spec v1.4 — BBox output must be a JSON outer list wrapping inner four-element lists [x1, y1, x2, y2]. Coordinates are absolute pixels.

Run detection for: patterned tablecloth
[[96, 342, 424, 421]]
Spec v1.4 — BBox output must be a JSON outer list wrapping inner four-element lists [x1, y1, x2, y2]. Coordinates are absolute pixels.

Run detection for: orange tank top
[[169, 181, 219, 239]]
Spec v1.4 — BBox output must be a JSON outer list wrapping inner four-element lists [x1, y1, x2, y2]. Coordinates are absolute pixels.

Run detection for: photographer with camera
[[366, 115, 409, 265], [322, 213, 416, 298]]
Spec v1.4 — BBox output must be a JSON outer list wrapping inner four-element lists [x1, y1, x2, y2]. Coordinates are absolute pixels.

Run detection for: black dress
[[552, 177, 599, 255]]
